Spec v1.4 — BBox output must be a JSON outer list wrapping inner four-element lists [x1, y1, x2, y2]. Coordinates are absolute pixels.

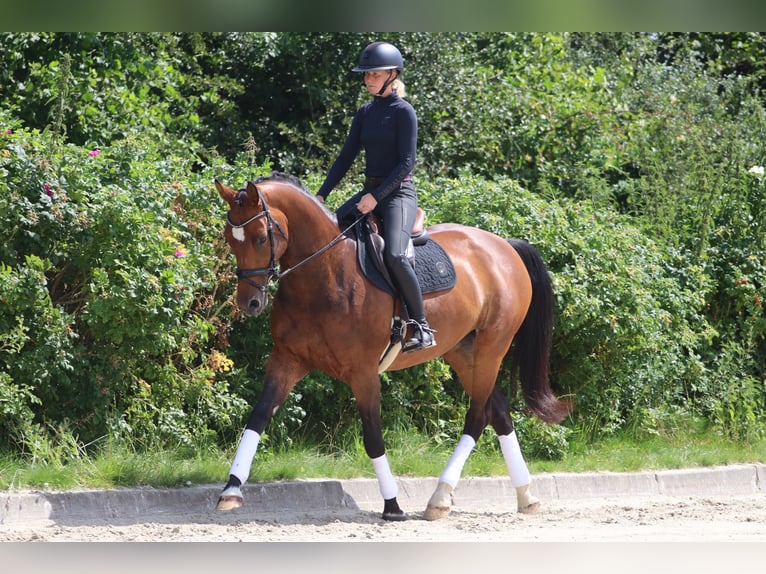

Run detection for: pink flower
[[43, 184, 54, 198], [174, 250, 186, 258], [4, 129, 12, 135], [89, 149, 101, 157]]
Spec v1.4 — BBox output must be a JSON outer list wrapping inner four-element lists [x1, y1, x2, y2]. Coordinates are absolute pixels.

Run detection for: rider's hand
[[356, 193, 377, 214]]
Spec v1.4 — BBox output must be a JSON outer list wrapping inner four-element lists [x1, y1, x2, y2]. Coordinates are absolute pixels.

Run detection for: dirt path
[[3, 493, 765, 542]]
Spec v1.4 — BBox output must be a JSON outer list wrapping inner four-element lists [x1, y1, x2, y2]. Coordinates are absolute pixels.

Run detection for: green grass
[[530, 432, 766, 474], [1, 425, 764, 492]]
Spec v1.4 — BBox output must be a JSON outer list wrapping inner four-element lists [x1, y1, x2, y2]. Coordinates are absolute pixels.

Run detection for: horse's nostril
[[238, 293, 266, 317]]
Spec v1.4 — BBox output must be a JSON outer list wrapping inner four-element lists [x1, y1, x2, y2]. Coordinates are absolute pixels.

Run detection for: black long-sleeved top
[[317, 93, 417, 203]]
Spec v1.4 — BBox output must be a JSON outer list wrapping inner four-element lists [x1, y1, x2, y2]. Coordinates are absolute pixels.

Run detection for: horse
[[213, 172, 570, 521]]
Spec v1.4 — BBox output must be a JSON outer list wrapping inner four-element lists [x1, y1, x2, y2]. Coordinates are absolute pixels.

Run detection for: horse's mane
[[254, 171, 337, 223], [253, 171, 310, 193]]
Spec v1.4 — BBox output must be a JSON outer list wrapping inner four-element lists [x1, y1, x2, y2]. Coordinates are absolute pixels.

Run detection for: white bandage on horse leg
[[371, 453, 399, 500], [228, 429, 261, 485], [498, 431, 530, 487], [439, 434, 476, 488]]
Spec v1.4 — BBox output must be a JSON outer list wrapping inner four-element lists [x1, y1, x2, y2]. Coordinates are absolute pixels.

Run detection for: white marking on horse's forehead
[[232, 226, 245, 242]]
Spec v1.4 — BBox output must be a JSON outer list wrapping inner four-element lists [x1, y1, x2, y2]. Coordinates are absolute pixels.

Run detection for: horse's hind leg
[[423, 430, 479, 520], [424, 384, 539, 520], [487, 386, 540, 514], [424, 334, 505, 521], [424, 394, 488, 521]]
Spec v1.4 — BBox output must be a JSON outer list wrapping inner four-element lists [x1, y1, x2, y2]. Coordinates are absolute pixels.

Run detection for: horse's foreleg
[[371, 453, 405, 520], [216, 427, 261, 510], [356, 390, 407, 521], [217, 370, 301, 512]]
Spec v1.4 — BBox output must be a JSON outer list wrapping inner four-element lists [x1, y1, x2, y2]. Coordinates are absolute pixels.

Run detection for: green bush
[[0, 116, 259, 456], [419, 174, 715, 439]]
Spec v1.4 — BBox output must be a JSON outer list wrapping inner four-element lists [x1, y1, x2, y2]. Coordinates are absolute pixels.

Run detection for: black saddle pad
[[353, 222, 457, 297]]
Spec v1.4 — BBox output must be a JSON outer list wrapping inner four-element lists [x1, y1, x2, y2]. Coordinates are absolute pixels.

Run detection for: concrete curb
[[342, 463, 766, 509], [1, 464, 764, 526]]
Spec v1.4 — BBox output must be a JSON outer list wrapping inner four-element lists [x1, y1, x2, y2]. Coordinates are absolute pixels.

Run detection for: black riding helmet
[[352, 41, 404, 72], [352, 42, 404, 95]]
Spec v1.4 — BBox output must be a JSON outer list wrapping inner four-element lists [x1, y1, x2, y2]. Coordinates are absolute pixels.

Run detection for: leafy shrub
[[0, 116, 260, 455], [514, 414, 571, 461], [0, 254, 79, 453], [419, 174, 715, 439]]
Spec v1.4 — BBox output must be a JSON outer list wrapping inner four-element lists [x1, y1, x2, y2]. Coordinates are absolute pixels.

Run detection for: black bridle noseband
[[226, 187, 364, 292]]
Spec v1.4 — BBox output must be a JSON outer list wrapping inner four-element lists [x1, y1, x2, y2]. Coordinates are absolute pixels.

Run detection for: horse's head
[[216, 179, 288, 317]]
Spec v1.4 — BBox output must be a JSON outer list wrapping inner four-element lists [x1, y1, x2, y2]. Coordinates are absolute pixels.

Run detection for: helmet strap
[[377, 70, 396, 96]]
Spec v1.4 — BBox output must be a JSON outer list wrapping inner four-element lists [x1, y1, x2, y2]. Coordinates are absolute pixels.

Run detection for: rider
[[316, 41, 435, 353]]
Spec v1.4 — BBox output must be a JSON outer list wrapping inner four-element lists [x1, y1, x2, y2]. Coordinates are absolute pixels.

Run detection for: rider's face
[[364, 70, 395, 95]]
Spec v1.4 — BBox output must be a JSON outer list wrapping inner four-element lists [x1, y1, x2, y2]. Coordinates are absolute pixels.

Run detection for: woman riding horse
[[317, 41, 435, 353]]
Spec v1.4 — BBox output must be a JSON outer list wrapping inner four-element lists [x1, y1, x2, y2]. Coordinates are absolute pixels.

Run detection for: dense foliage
[[1, 32, 764, 464]]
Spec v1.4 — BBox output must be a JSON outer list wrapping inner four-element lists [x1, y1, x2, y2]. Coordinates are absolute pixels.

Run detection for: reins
[[277, 213, 365, 281], [226, 188, 365, 290]]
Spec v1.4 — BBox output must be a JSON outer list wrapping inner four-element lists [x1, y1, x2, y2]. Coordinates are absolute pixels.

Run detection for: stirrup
[[402, 320, 436, 353]]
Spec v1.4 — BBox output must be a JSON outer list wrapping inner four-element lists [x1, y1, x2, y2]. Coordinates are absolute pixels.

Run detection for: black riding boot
[[403, 318, 436, 353], [386, 254, 436, 353]]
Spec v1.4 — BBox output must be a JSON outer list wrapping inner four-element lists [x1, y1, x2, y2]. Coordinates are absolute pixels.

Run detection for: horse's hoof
[[424, 481, 453, 521], [381, 497, 407, 521], [424, 504, 451, 521], [518, 501, 541, 515], [216, 486, 243, 511], [515, 484, 540, 514]]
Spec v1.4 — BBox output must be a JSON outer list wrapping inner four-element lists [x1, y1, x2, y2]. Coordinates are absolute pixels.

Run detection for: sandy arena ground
[[2, 492, 765, 542]]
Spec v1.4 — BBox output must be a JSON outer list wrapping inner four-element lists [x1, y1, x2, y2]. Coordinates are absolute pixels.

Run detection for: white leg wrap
[[228, 429, 261, 485], [439, 434, 476, 488], [371, 454, 399, 500], [498, 431, 530, 487]]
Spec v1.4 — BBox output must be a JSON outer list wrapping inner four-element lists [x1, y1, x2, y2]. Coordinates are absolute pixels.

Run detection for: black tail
[[507, 239, 571, 424]]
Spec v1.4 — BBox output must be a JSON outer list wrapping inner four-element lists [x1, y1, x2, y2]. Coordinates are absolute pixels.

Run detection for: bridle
[[226, 188, 286, 292], [226, 187, 364, 292]]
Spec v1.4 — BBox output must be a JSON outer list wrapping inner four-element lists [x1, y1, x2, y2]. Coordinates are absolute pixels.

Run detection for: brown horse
[[214, 172, 570, 521]]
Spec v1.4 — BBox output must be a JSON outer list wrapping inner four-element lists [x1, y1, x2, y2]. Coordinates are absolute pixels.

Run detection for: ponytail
[[392, 78, 407, 98]]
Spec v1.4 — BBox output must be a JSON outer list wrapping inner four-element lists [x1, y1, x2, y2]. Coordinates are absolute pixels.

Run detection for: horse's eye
[[256, 236, 268, 246]]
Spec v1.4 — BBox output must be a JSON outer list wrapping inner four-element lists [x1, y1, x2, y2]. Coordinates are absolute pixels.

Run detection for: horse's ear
[[245, 181, 265, 208], [215, 179, 238, 205]]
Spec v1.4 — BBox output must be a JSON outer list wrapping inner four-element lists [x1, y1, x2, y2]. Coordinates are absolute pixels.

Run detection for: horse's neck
[[267, 189, 352, 282]]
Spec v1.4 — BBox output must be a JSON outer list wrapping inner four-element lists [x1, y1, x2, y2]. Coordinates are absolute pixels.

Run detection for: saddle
[[352, 208, 457, 298], [364, 208, 429, 281], [350, 208, 457, 372]]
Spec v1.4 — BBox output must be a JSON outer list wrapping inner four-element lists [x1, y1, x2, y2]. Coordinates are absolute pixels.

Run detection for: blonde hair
[[392, 78, 407, 98]]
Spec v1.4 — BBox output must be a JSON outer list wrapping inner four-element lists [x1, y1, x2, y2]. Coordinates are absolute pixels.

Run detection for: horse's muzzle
[[238, 290, 268, 317]]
